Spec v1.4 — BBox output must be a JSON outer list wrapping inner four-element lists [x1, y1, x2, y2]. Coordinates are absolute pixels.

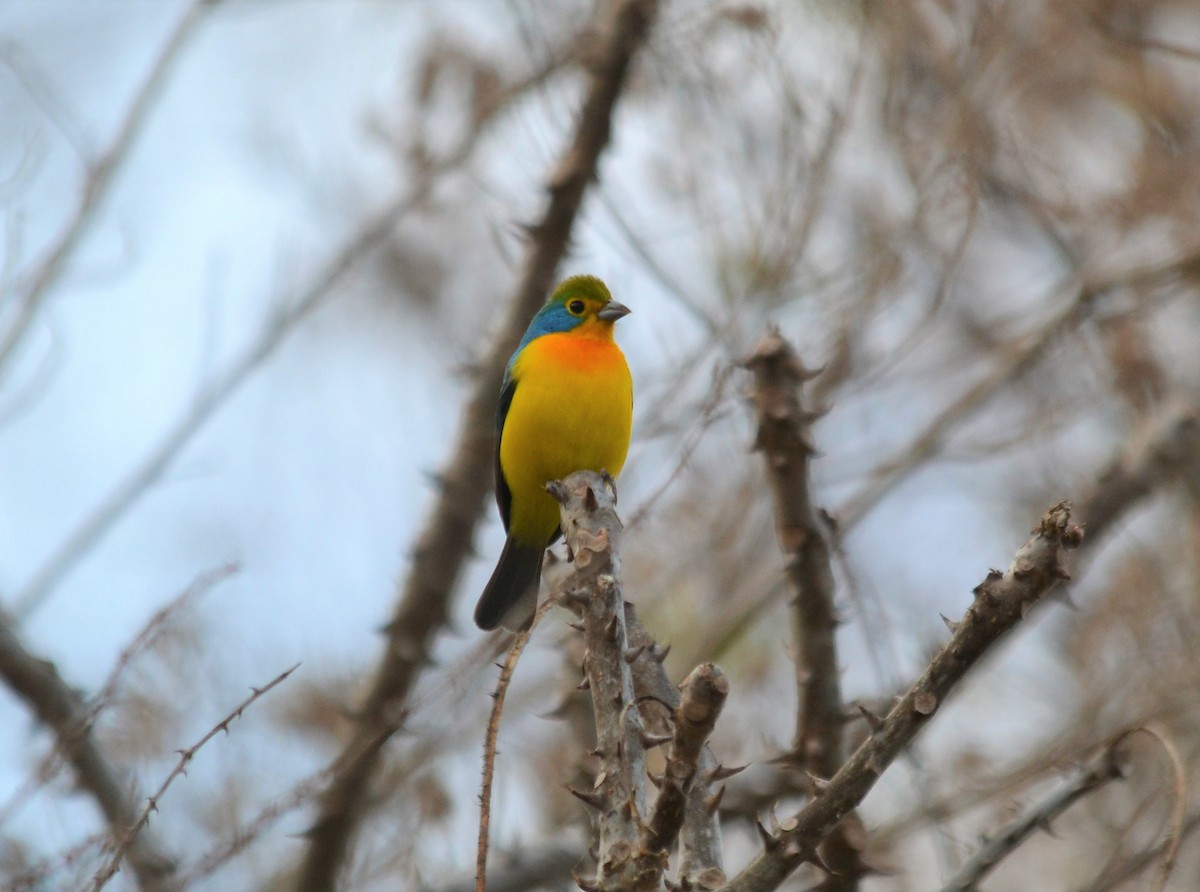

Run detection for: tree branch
[[643, 663, 728, 855], [86, 663, 297, 892], [1080, 405, 1200, 547], [0, 610, 176, 892], [745, 329, 863, 888], [720, 501, 1084, 891], [838, 249, 1200, 531], [293, 3, 659, 889], [551, 472, 652, 890], [938, 742, 1126, 892]]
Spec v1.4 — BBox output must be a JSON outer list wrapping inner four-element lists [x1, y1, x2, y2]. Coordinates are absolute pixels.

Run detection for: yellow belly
[[500, 331, 632, 546]]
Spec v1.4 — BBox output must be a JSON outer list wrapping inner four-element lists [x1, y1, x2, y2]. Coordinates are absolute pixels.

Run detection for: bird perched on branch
[[474, 275, 633, 630]]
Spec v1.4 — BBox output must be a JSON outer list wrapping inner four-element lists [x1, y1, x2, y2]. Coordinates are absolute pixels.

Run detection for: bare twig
[[0, 564, 236, 837], [0, 611, 175, 892], [1080, 406, 1200, 548], [719, 501, 1084, 891], [1078, 814, 1200, 892], [0, 0, 212, 380], [294, 4, 659, 889], [838, 250, 1200, 531], [87, 663, 298, 892], [476, 601, 550, 892], [175, 768, 331, 888], [5, 831, 108, 892], [938, 742, 1126, 892], [1133, 725, 1188, 892]]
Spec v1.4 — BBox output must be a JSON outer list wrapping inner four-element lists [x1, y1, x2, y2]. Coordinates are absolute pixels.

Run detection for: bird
[[473, 274, 633, 630]]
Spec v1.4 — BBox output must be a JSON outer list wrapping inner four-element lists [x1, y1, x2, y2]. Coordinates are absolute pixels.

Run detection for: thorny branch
[[0, 612, 175, 892], [553, 472, 730, 892], [719, 501, 1083, 891], [87, 663, 298, 892], [643, 662, 728, 856], [294, 3, 659, 889], [744, 329, 863, 888], [0, 563, 239, 834], [623, 605, 727, 888], [938, 742, 1126, 892], [552, 472, 651, 890], [476, 602, 548, 892]]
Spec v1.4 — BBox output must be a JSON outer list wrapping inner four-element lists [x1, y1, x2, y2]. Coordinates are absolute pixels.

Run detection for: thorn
[[546, 479, 569, 504], [653, 643, 671, 663], [641, 732, 672, 749], [584, 485, 599, 513], [755, 819, 780, 850], [567, 786, 607, 811], [576, 677, 591, 691], [857, 704, 884, 732], [567, 621, 585, 632], [940, 613, 960, 634], [623, 643, 648, 663], [800, 848, 834, 873], [806, 772, 830, 795], [705, 785, 726, 814], [606, 614, 620, 641], [707, 763, 748, 783]]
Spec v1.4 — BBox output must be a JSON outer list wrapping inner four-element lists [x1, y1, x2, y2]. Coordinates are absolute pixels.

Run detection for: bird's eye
[[568, 300, 586, 315]]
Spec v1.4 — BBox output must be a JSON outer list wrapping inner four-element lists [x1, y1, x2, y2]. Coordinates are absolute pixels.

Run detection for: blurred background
[[2, 1, 1200, 889]]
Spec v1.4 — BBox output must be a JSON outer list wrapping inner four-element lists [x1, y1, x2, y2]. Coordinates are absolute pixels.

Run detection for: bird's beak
[[597, 301, 631, 322]]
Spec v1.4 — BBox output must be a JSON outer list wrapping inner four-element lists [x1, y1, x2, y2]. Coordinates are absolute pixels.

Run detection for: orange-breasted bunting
[[473, 275, 633, 630]]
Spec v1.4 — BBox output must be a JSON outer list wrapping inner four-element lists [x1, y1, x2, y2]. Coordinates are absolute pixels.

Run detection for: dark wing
[[494, 371, 516, 531]]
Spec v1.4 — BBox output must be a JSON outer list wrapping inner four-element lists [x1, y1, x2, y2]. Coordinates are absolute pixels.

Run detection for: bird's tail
[[473, 537, 544, 630]]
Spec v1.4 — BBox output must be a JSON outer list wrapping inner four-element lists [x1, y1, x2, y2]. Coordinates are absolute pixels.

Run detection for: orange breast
[[500, 328, 633, 546]]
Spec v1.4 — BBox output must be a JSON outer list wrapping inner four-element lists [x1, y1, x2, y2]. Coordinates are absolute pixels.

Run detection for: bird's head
[[517, 275, 631, 351]]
